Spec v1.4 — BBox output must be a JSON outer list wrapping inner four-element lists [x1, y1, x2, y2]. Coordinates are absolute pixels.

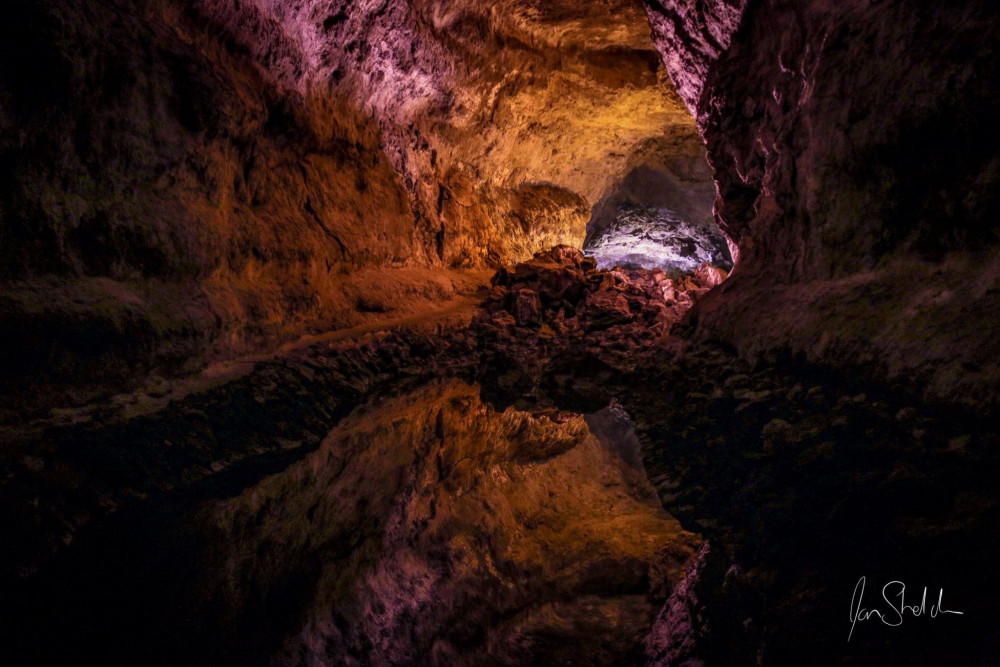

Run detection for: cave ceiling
[[192, 0, 704, 263]]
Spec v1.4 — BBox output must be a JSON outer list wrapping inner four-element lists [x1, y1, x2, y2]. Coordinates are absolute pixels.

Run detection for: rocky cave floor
[[2, 248, 1000, 666]]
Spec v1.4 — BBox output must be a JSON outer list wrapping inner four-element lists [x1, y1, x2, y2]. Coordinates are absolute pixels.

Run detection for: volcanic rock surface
[[645, 0, 1000, 411], [585, 206, 732, 272], [0, 0, 707, 412], [2, 0, 997, 414], [4, 0, 1000, 665], [474, 246, 726, 366]]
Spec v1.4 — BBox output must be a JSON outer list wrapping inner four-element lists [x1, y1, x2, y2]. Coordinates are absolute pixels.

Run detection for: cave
[[584, 157, 733, 273], [2, 0, 1000, 665]]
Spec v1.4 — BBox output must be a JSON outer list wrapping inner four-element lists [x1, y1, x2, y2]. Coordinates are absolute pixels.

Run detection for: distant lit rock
[[584, 207, 732, 273]]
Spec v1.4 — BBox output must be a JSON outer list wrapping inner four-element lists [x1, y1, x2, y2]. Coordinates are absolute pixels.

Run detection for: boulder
[[513, 289, 541, 326], [492, 310, 517, 328], [582, 291, 634, 330], [692, 262, 727, 288]]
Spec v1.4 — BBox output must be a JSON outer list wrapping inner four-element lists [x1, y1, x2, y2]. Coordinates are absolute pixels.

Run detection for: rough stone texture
[[643, 0, 749, 112], [585, 137, 718, 248], [6, 2, 1000, 662], [585, 206, 732, 272], [0, 0, 701, 409], [187, 0, 700, 267], [473, 246, 727, 368], [0, 0, 482, 411], [583, 137, 732, 272], [644, 542, 711, 666], [647, 0, 1000, 412]]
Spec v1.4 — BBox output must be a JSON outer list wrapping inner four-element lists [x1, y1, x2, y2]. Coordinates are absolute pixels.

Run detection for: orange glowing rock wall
[[0, 0, 707, 405]]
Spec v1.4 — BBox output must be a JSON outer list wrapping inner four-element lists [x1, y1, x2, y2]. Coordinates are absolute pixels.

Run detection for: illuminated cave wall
[[0, 0, 704, 403], [645, 0, 1000, 411], [183, 0, 707, 267], [583, 143, 732, 272], [5, 0, 998, 413]]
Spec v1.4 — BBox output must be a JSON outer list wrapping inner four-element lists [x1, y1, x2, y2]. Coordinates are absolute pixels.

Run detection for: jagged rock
[[659, 280, 676, 302], [513, 289, 542, 326], [582, 291, 634, 330], [692, 263, 728, 288], [645, 542, 712, 666], [585, 206, 732, 272], [649, 0, 1000, 410], [492, 310, 517, 328], [4, 1, 1000, 665], [474, 243, 726, 356], [0, 0, 707, 410]]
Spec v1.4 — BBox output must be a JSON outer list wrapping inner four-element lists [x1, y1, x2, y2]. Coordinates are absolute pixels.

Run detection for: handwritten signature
[[849, 576, 964, 642]]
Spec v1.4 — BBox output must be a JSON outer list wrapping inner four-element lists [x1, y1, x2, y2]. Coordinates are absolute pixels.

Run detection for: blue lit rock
[[585, 207, 733, 273]]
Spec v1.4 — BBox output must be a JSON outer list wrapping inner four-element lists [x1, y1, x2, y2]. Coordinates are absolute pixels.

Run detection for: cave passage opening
[[583, 204, 733, 274], [581, 162, 734, 276]]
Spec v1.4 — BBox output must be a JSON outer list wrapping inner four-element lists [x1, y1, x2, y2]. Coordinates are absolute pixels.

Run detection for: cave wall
[[192, 0, 700, 267], [9, 0, 995, 413], [0, 0, 700, 408], [585, 134, 716, 247], [0, 0, 443, 409], [646, 0, 1000, 412]]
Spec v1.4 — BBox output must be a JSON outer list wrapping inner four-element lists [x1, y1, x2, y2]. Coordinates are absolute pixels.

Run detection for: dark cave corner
[[3, 0, 1000, 665]]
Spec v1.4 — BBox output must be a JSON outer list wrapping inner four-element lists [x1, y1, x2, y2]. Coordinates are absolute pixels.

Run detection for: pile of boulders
[[473, 245, 727, 347]]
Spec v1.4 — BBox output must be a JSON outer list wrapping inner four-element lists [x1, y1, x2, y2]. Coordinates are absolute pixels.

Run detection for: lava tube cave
[[2, 0, 1000, 665]]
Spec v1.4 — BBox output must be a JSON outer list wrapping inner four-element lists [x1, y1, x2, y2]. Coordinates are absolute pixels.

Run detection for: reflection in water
[[179, 379, 699, 665]]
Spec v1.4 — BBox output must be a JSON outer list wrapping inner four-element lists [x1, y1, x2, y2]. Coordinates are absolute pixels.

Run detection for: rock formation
[[475, 245, 725, 355], [3, 0, 1000, 664], [585, 207, 731, 272], [645, 0, 1000, 412], [0, 0, 705, 412]]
